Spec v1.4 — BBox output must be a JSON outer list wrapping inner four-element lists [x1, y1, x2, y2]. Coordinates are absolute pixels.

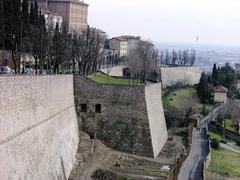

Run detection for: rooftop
[[214, 85, 228, 93], [111, 35, 141, 41], [47, 0, 89, 6], [236, 80, 240, 83]]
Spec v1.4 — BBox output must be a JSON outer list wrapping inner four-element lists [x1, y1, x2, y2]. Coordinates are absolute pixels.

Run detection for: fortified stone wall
[[74, 76, 168, 158], [0, 75, 79, 180], [161, 67, 202, 88], [100, 66, 126, 77]]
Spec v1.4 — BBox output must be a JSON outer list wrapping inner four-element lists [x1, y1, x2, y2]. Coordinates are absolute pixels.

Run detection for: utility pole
[[1, 0, 4, 66]]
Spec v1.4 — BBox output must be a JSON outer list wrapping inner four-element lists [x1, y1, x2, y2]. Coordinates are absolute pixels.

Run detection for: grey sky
[[87, 0, 240, 46]]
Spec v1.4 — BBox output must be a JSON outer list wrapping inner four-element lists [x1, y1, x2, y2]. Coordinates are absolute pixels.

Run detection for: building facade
[[47, 0, 88, 32], [109, 36, 140, 58], [41, 9, 63, 29], [214, 86, 228, 103], [0, 50, 14, 69], [37, 0, 88, 32], [109, 37, 128, 57]]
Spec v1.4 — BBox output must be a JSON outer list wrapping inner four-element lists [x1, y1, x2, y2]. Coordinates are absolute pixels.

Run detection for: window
[[80, 103, 87, 112], [95, 104, 101, 113]]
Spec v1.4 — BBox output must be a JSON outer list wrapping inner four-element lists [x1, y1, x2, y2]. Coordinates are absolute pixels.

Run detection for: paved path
[[221, 143, 240, 154], [178, 103, 227, 180], [178, 128, 208, 180]]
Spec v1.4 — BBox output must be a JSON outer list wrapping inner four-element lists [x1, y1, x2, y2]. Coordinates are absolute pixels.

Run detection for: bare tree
[[77, 26, 106, 75], [127, 40, 156, 83]]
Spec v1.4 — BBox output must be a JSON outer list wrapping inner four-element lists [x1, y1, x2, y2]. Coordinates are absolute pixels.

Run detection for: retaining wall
[[0, 75, 79, 180], [161, 67, 202, 88], [100, 66, 125, 77]]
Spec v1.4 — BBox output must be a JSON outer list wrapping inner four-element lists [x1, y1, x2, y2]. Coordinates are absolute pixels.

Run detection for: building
[[214, 86, 228, 103], [100, 49, 120, 68], [47, 0, 88, 32], [109, 35, 141, 57], [123, 35, 141, 55], [0, 50, 14, 69], [109, 37, 128, 57], [41, 9, 63, 29]]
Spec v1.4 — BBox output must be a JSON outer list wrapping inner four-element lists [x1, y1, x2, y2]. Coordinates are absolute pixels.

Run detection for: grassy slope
[[207, 148, 240, 178], [208, 131, 234, 143], [163, 87, 204, 111], [89, 72, 138, 85]]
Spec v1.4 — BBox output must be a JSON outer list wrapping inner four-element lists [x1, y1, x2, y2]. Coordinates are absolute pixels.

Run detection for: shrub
[[201, 104, 209, 116], [236, 141, 240, 146], [211, 139, 220, 149], [220, 140, 227, 144]]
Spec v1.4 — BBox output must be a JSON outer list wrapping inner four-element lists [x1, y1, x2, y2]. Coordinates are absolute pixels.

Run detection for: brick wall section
[[0, 75, 79, 180], [74, 76, 167, 158]]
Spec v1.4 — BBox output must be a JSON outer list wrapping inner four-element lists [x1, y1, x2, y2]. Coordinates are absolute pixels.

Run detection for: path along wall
[[0, 75, 79, 180], [161, 67, 202, 88], [74, 76, 168, 158]]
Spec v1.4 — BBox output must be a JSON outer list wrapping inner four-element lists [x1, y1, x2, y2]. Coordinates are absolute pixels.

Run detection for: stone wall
[[161, 67, 202, 88], [0, 75, 79, 180], [74, 76, 168, 158], [100, 66, 126, 77]]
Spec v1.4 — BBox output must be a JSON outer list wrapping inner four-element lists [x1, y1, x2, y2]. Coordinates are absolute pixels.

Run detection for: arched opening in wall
[[80, 103, 87, 112], [95, 104, 101, 113]]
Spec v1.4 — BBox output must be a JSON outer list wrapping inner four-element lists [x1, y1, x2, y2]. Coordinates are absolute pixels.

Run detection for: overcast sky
[[87, 0, 240, 47]]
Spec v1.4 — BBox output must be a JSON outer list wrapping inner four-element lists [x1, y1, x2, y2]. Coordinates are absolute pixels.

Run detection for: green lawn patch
[[208, 148, 240, 178], [208, 131, 234, 143], [89, 72, 139, 85], [163, 87, 206, 112], [217, 119, 238, 133]]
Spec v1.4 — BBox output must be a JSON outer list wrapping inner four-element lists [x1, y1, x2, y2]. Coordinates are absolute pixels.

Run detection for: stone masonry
[[74, 76, 168, 158]]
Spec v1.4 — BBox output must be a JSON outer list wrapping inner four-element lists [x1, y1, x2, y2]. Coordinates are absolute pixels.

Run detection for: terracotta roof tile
[[214, 85, 228, 93]]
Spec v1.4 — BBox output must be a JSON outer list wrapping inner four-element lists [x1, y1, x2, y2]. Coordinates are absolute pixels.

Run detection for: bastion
[[74, 76, 168, 158]]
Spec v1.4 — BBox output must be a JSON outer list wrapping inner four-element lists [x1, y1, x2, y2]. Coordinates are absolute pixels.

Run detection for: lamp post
[[1, 0, 4, 67]]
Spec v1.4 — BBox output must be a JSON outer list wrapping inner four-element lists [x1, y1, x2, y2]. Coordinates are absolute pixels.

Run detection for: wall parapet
[[160, 67, 202, 88]]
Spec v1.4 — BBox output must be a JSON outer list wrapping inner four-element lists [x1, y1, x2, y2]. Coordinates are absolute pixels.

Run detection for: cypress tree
[[34, 0, 39, 26], [22, 0, 29, 25], [197, 72, 210, 103], [212, 63, 218, 86], [30, 3, 34, 25]]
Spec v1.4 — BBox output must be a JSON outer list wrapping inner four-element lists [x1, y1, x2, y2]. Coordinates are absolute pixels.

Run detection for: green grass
[[225, 119, 237, 132], [89, 72, 139, 85], [208, 148, 240, 177], [163, 87, 205, 112], [219, 119, 238, 133], [208, 131, 234, 143]]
